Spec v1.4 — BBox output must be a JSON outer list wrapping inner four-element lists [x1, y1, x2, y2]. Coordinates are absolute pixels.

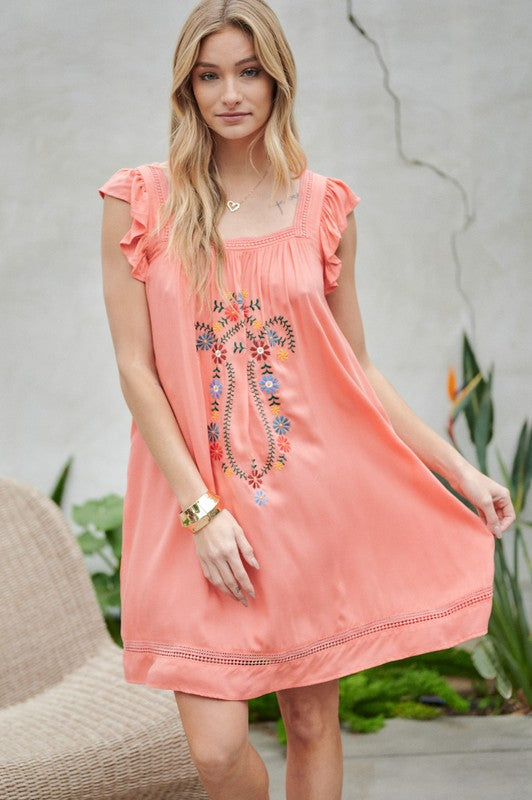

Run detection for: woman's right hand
[[192, 508, 260, 606]]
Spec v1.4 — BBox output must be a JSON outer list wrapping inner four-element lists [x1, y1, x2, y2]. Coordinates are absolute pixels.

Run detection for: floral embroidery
[[195, 289, 296, 506]]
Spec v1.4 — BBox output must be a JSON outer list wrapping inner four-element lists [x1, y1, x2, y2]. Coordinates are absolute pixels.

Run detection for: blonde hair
[[158, 0, 307, 310]]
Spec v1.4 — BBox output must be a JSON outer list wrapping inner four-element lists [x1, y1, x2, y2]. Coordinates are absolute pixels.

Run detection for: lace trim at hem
[[124, 586, 492, 666]]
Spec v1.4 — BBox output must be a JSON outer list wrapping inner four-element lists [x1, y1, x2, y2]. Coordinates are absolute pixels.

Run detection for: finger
[[227, 555, 256, 599], [477, 493, 503, 538], [216, 561, 249, 606], [235, 530, 260, 570], [494, 492, 516, 532], [207, 562, 238, 600]]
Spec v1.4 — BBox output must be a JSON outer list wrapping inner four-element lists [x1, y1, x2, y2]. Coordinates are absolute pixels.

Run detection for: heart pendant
[[227, 200, 240, 212]]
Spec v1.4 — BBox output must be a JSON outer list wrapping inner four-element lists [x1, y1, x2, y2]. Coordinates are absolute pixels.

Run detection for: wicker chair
[[0, 477, 208, 800]]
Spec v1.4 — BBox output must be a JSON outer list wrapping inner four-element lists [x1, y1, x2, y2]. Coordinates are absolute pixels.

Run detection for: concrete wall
[[2, 0, 531, 529]]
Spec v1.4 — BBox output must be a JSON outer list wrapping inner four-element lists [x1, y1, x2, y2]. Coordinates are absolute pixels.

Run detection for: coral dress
[[98, 163, 494, 701]]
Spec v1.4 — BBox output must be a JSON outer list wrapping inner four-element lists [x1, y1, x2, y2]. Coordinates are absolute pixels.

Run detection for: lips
[[216, 112, 250, 121]]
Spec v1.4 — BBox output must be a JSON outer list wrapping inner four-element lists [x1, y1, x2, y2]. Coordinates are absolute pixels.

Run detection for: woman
[[99, 1, 515, 798]]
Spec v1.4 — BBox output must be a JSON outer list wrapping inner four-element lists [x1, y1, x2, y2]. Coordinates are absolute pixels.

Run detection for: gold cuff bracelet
[[180, 490, 222, 533]]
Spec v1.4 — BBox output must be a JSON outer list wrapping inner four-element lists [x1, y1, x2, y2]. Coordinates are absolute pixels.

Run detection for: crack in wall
[[346, 1, 476, 337]]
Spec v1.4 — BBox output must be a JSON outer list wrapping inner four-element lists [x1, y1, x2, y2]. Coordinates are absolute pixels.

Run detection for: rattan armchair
[[0, 477, 208, 799]]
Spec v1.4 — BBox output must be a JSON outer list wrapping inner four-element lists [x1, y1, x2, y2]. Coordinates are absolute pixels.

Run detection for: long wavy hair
[[157, 0, 307, 310]]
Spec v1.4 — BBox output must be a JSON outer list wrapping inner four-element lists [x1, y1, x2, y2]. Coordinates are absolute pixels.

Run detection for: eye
[[199, 71, 217, 81], [242, 67, 261, 78]]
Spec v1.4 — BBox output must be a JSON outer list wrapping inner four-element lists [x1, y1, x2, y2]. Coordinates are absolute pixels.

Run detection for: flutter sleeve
[[98, 167, 150, 282], [319, 177, 361, 295]]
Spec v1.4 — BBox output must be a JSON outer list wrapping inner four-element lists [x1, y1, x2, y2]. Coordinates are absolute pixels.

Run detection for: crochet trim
[[149, 165, 313, 249], [124, 586, 492, 666]]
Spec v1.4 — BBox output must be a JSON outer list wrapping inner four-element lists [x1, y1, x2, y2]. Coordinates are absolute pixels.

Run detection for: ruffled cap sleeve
[[98, 167, 150, 282], [319, 177, 360, 294]]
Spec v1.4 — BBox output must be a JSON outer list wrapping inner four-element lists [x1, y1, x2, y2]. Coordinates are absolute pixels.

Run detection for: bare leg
[[174, 690, 269, 800], [277, 678, 343, 800]]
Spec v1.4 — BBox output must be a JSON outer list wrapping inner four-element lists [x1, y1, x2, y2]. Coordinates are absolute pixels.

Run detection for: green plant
[[71, 495, 124, 646], [49, 456, 74, 507], [447, 333, 532, 707]]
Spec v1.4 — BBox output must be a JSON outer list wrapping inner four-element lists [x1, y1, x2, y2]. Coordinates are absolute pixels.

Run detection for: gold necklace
[[225, 169, 269, 212]]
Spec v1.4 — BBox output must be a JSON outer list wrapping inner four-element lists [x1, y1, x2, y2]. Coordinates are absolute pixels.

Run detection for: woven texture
[[0, 477, 208, 799]]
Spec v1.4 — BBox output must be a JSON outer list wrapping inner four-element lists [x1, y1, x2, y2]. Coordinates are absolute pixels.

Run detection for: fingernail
[[249, 590, 256, 600], [494, 524, 502, 538], [251, 557, 260, 569]]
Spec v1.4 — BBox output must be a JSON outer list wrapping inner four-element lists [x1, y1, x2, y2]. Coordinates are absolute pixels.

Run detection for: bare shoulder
[[101, 195, 132, 253]]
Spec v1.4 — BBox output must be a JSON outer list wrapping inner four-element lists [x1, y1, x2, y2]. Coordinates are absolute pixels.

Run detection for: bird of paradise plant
[[446, 334, 532, 708]]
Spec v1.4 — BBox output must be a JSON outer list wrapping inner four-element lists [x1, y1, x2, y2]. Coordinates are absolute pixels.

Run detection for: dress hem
[[120, 588, 492, 700]]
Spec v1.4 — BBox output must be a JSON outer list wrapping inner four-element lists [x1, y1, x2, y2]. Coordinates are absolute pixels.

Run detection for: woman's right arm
[[100, 195, 259, 605]]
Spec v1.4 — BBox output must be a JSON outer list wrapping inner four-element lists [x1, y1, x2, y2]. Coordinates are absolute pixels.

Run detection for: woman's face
[[191, 26, 275, 144]]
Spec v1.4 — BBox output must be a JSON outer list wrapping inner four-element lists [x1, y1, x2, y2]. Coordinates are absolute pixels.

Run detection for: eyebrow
[[195, 55, 260, 68]]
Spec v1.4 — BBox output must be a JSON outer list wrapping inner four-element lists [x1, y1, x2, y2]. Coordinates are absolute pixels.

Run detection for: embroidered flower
[[277, 435, 291, 453], [250, 338, 271, 362], [252, 319, 263, 329], [273, 460, 284, 470], [213, 321, 223, 333], [197, 331, 215, 351], [259, 374, 280, 395], [270, 404, 281, 415], [265, 327, 280, 346], [242, 304, 252, 319], [224, 466, 234, 477], [207, 422, 219, 441], [273, 415, 291, 435], [277, 348, 289, 362], [209, 378, 223, 398], [254, 489, 268, 506], [248, 469, 262, 488], [210, 442, 223, 460], [224, 303, 240, 322], [211, 341, 227, 364], [211, 410, 219, 421]]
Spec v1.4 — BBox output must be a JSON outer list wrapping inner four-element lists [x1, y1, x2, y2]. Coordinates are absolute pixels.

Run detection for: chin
[[213, 126, 264, 143]]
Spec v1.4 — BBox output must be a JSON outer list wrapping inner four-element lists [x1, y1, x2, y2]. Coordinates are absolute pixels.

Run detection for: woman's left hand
[[452, 464, 516, 539]]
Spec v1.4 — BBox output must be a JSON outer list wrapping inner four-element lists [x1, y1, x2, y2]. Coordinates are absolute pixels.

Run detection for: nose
[[220, 77, 242, 107]]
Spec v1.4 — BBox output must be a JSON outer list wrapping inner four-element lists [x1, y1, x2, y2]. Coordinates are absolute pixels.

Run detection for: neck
[[213, 134, 270, 183]]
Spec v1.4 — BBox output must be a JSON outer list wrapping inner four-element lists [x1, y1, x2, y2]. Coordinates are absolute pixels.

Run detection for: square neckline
[[151, 163, 311, 249]]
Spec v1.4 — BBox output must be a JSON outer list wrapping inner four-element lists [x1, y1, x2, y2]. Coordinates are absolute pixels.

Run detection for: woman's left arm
[[327, 213, 516, 539]]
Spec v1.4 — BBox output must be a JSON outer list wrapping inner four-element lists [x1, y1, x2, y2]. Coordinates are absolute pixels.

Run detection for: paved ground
[[249, 714, 532, 800]]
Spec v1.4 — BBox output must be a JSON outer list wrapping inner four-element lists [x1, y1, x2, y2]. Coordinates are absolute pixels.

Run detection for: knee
[[188, 730, 248, 783], [280, 697, 338, 745]]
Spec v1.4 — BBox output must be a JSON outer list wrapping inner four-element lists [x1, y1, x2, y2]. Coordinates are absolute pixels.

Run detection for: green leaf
[[449, 373, 482, 421], [511, 421, 532, 514], [248, 692, 280, 722], [474, 378, 494, 472], [50, 457, 74, 507], [495, 447, 511, 489], [106, 526, 123, 559], [462, 332, 481, 381], [495, 671, 514, 700], [462, 334, 484, 440], [276, 716, 287, 745], [91, 572, 121, 610], [392, 646, 479, 678], [394, 701, 442, 720], [72, 495, 123, 531], [76, 529, 106, 555], [343, 712, 386, 734], [472, 637, 514, 700], [471, 639, 497, 680]]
